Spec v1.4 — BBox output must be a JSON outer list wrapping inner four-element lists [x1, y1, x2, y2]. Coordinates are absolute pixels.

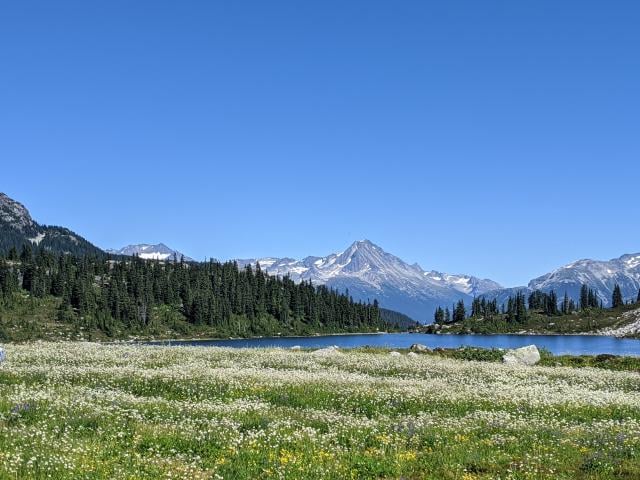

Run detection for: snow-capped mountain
[[527, 253, 640, 306], [237, 240, 502, 322], [423, 271, 502, 297], [107, 243, 194, 262]]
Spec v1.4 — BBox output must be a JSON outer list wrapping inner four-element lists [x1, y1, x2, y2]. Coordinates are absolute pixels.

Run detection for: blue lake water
[[149, 333, 640, 356]]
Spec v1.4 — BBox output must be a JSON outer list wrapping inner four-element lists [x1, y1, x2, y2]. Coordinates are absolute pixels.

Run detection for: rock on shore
[[502, 345, 540, 366]]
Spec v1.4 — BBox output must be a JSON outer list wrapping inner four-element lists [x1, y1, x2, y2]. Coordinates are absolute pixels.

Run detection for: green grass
[[1, 343, 639, 479], [350, 346, 640, 372]]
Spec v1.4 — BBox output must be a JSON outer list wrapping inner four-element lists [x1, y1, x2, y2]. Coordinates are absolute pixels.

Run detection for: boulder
[[311, 346, 341, 356], [407, 352, 419, 357], [410, 343, 429, 352], [290, 345, 301, 351], [389, 351, 401, 357], [502, 345, 540, 366], [0, 347, 5, 363]]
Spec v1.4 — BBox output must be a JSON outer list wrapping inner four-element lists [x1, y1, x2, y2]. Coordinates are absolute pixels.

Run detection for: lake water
[[149, 333, 640, 356]]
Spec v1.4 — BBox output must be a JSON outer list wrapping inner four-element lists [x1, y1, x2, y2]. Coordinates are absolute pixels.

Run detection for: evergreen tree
[[612, 284, 624, 308], [561, 292, 575, 315], [506, 291, 527, 323], [586, 288, 600, 309], [544, 290, 558, 316], [453, 300, 466, 322], [580, 284, 589, 310]]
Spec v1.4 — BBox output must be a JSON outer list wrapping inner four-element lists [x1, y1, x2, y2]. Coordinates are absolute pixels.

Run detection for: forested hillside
[[0, 193, 103, 257], [0, 246, 401, 341], [426, 286, 640, 337]]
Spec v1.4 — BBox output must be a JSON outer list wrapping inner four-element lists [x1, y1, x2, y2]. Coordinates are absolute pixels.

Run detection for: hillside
[[423, 303, 640, 338], [0, 251, 413, 342], [0, 193, 103, 257], [378, 308, 419, 329]]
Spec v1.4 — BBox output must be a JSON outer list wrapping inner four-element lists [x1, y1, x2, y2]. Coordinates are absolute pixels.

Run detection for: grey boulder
[[502, 345, 540, 366], [311, 346, 341, 356], [410, 343, 429, 352]]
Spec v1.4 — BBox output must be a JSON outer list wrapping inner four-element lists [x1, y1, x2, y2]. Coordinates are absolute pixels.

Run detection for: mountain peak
[[236, 240, 502, 322], [353, 239, 375, 247], [0, 192, 36, 232], [108, 243, 193, 261], [0, 193, 102, 256]]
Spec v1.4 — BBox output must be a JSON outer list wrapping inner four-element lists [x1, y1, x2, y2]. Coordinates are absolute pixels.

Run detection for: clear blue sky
[[2, 1, 639, 287]]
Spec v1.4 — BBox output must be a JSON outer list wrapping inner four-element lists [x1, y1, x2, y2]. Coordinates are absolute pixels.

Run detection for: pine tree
[[561, 292, 573, 315], [580, 284, 589, 310], [587, 288, 600, 309], [542, 290, 558, 316], [505, 291, 528, 323], [453, 300, 466, 322], [612, 284, 624, 308]]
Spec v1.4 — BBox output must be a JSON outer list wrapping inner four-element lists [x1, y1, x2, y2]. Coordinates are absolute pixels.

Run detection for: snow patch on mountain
[[108, 243, 194, 262], [29, 233, 46, 245], [424, 271, 502, 296]]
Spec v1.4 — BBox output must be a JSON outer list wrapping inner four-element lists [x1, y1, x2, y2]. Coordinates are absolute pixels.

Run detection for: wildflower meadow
[[0, 343, 639, 479]]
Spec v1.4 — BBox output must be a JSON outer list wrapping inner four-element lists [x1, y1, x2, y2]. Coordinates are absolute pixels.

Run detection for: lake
[[149, 333, 640, 356]]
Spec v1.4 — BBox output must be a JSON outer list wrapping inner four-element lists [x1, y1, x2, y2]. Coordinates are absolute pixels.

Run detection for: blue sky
[[1, 1, 639, 287]]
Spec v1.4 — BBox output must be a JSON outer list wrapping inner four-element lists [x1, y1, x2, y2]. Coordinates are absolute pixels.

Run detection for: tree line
[[0, 245, 387, 338], [434, 283, 640, 325]]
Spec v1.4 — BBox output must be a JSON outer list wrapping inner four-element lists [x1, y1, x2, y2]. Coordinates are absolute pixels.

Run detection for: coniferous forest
[[0, 245, 404, 341], [427, 283, 640, 335]]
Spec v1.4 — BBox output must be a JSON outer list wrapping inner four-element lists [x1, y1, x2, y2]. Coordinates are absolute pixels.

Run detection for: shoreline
[[426, 331, 635, 338], [115, 330, 393, 344], [113, 330, 640, 345]]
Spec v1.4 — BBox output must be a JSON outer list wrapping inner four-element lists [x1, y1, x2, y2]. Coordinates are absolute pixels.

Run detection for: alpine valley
[[2, 191, 640, 325]]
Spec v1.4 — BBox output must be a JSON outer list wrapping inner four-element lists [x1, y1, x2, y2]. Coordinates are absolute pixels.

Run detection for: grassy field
[[1, 343, 639, 479]]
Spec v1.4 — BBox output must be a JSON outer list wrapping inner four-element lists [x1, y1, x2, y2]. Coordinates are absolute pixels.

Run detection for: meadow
[[0, 343, 639, 479]]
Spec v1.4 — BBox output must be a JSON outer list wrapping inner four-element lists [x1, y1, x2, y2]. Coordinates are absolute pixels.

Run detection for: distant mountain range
[[528, 254, 640, 306], [106, 243, 193, 262], [237, 243, 640, 321], [236, 240, 502, 322], [475, 255, 640, 312], [2, 192, 639, 323]]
